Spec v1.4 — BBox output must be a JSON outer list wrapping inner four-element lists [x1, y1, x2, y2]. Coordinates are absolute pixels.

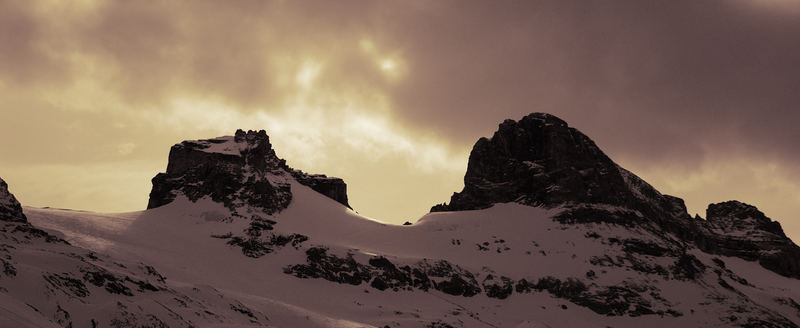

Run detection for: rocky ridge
[[429, 113, 693, 224], [431, 112, 800, 278], [148, 129, 350, 215], [701, 200, 800, 278], [5, 114, 800, 327]]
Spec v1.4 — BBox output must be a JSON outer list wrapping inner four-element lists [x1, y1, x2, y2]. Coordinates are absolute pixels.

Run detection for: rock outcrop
[[432, 113, 800, 279], [702, 201, 800, 278], [0, 177, 27, 223], [431, 113, 689, 223], [707, 201, 786, 238], [148, 129, 349, 214]]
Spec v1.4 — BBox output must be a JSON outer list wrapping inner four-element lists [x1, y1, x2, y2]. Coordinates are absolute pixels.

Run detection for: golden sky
[[1, 1, 799, 239]]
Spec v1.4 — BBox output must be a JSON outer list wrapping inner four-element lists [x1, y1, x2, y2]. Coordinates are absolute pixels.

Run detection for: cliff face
[[432, 113, 800, 279], [701, 201, 800, 278], [0, 177, 27, 223], [148, 129, 349, 215], [431, 113, 686, 221]]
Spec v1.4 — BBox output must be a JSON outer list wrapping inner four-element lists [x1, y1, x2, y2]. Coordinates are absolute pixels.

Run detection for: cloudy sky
[[1, 0, 799, 238]]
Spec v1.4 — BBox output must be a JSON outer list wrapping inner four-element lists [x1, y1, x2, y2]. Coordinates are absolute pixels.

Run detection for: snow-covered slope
[[24, 183, 800, 327], [6, 115, 800, 327], [0, 178, 277, 328]]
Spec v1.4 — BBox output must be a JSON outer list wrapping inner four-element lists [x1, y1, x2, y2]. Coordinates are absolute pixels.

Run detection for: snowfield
[[18, 180, 800, 328], [5, 122, 800, 327]]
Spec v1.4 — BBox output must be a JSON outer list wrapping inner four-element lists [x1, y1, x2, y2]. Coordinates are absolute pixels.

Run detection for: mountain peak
[[148, 130, 349, 214], [432, 112, 800, 279], [431, 112, 680, 222], [707, 200, 786, 237]]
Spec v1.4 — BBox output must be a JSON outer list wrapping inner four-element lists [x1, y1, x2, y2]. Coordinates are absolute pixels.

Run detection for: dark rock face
[[148, 129, 350, 214], [291, 172, 349, 208], [702, 201, 800, 278], [0, 177, 66, 244], [707, 201, 785, 237], [284, 249, 685, 316], [220, 214, 308, 258], [0, 178, 27, 223], [284, 248, 484, 297], [431, 113, 800, 279], [430, 113, 687, 224]]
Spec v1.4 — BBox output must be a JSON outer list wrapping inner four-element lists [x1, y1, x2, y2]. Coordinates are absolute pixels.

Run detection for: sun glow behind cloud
[[0, 1, 467, 223], [151, 91, 467, 222], [69, 34, 464, 220]]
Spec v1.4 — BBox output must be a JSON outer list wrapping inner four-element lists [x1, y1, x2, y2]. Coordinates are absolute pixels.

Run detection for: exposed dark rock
[[514, 278, 535, 293], [126, 277, 160, 292], [515, 276, 679, 317], [530, 276, 587, 300], [571, 286, 661, 317], [270, 233, 309, 248], [291, 172, 350, 209], [148, 129, 350, 214], [0, 178, 27, 223], [1, 259, 16, 277], [429, 113, 688, 226], [422, 260, 481, 297], [0, 177, 65, 244], [83, 269, 133, 296], [429, 113, 800, 279], [229, 302, 256, 319], [223, 214, 307, 258], [554, 206, 642, 227], [702, 201, 800, 279], [284, 249, 481, 297], [622, 239, 672, 257], [54, 305, 72, 328], [368, 256, 413, 291], [707, 201, 785, 237], [284, 248, 680, 317], [43, 273, 90, 298], [9, 224, 65, 243], [226, 231, 307, 258], [426, 321, 456, 328], [670, 253, 706, 280]]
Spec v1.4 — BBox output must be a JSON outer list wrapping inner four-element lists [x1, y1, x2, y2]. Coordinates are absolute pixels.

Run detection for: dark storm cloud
[[0, 1, 69, 85], [373, 1, 800, 168], [0, 0, 798, 234], [4, 0, 799, 163]]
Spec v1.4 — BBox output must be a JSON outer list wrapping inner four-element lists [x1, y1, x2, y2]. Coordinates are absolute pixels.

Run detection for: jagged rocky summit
[[148, 129, 349, 215], [432, 112, 800, 278], [431, 113, 687, 221], [702, 200, 800, 278], [6, 115, 800, 327]]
